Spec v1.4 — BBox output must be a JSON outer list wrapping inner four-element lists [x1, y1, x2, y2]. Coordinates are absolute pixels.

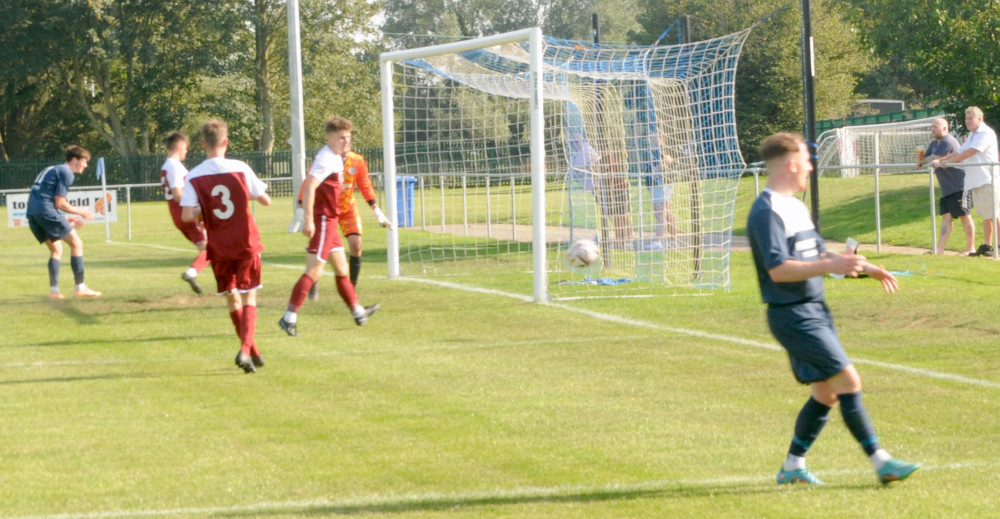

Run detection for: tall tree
[[632, 0, 874, 162], [842, 0, 1000, 124], [37, 1, 221, 156], [0, 1, 98, 159], [543, 0, 640, 43], [383, 0, 544, 49]]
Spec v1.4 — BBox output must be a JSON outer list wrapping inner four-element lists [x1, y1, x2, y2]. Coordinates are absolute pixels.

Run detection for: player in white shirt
[[160, 131, 210, 293], [278, 117, 379, 337]]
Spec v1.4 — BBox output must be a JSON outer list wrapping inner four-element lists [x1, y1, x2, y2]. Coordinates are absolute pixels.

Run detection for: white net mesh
[[816, 116, 944, 177], [384, 29, 750, 299]]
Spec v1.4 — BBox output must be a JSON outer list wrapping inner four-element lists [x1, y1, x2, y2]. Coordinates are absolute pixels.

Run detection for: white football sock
[[283, 311, 297, 324], [783, 454, 806, 471], [870, 448, 891, 470]]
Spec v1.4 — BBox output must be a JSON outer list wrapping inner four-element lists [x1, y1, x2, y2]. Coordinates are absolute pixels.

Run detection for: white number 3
[[211, 184, 235, 220]]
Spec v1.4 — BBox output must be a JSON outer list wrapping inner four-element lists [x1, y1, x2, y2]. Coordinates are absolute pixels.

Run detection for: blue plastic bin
[[396, 176, 417, 227]]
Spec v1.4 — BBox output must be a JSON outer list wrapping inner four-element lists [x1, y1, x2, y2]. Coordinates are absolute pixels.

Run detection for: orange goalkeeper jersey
[[297, 151, 375, 213]]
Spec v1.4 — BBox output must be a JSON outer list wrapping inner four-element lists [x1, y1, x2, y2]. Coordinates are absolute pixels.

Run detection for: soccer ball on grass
[[566, 239, 600, 268]]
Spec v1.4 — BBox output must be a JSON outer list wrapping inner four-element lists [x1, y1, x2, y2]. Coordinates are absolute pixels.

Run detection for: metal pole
[[287, 0, 307, 231], [929, 167, 938, 254], [993, 171, 998, 259], [380, 57, 400, 278], [529, 28, 546, 301], [800, 0, 820, 230], [874, 132, 882, 253]]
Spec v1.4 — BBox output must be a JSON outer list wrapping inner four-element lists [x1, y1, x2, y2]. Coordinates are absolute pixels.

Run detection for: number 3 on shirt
[[211, 184, 235, 220]]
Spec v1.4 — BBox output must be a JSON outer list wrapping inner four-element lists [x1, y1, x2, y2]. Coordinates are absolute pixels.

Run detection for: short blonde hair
[[966, 106, 984, 119], [201, 118, 228, 148]]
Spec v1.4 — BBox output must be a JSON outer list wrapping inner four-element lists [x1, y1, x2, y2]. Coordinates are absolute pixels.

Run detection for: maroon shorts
[[306, 214, 344, 262], [211, 254, 262, 294]]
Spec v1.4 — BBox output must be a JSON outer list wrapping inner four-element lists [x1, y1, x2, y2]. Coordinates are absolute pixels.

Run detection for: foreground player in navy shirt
[[26, 146, 101, 299], [747, 132, 919, 486]]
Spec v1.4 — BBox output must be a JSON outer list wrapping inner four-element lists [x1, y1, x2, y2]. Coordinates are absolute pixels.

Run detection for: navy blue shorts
[[767, 302, 851, 384], [27, 213, 72, 244]]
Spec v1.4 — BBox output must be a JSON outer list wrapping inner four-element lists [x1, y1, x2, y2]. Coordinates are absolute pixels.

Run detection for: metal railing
[[746, 161, 1000, 258]]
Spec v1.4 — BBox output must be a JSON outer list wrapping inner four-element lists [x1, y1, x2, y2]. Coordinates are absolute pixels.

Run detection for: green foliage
[[631, 0, 874, 163], [383, 0, 544, 48], [543, 0, 641, 42], [842, 0, 1000, 122], [1, 0, 385, 159]]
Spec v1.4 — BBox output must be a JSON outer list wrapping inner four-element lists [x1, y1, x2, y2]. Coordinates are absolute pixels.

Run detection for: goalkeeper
[[289, 135, 391, 298]]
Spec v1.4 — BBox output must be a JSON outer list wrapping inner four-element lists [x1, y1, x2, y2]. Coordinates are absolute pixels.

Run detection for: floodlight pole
[[801, 0, 820, 230]]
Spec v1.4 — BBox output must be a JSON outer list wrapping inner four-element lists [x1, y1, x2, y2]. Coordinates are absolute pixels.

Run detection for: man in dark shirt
[[747, 132, 919, 486], [919, 117, 975, 255]]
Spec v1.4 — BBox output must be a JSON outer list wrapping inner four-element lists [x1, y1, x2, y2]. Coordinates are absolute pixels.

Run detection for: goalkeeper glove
[[374, 206, 393, 229], [287, 207, 305, 233]]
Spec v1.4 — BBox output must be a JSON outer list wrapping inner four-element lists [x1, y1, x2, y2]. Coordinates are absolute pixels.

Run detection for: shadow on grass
[[48, 300, 101, 325], [9, 333, 234, 348], [213, 483, 786, 517], [0, 368, 230, 386]]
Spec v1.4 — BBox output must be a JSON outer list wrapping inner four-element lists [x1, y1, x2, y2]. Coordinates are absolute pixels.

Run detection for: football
[[567, 239, 600, 268]]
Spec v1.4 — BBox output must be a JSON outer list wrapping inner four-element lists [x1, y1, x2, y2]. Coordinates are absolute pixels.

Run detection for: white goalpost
[[815, 116, 944, 177], [380, 27, 750, 301]]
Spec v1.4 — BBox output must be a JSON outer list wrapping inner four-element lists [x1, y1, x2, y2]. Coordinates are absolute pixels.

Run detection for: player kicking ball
[[26, 146, 102, 299], [747, 132, 920, 486], [279, 116, 379, 337], [160, 131, 210, 294]]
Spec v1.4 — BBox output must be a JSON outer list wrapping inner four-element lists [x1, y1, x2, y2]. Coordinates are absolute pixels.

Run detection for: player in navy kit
[[180, 119, 271, 374], [26, 146, 102, 299], [747, 132, 919, 486]]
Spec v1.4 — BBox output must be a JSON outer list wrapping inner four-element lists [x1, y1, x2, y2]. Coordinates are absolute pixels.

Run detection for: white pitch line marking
[[401, 277, 1000, 390], [105, 242, 1000, 390], [5, 461, 995, 519]]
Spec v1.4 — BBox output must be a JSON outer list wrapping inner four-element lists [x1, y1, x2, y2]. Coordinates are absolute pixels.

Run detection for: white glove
[[374, 206, 393, 229], [287, 207, 305, 233]]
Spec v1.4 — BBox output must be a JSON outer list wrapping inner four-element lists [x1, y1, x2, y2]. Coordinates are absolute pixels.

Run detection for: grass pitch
[[2, 178, 1000, 518]]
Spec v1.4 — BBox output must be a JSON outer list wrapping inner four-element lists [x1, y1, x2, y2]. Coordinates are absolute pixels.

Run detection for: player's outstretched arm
[[863, 262, 899, 294], [769, 252, 864, 283], [255, 192, 272, 206]]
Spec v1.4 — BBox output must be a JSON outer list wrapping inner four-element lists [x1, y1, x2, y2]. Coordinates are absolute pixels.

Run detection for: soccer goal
[[380, 27, 750, 301], [815, 115, 944, 177]]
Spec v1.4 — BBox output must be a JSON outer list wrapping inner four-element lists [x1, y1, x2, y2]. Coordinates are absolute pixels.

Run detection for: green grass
[[2, 179, 1000, 518], [736, 172, 952, 250]]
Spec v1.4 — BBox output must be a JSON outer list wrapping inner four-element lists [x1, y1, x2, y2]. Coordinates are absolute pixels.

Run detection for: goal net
[[380, 28, 749, 300], [815, 115, 944, 177]]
